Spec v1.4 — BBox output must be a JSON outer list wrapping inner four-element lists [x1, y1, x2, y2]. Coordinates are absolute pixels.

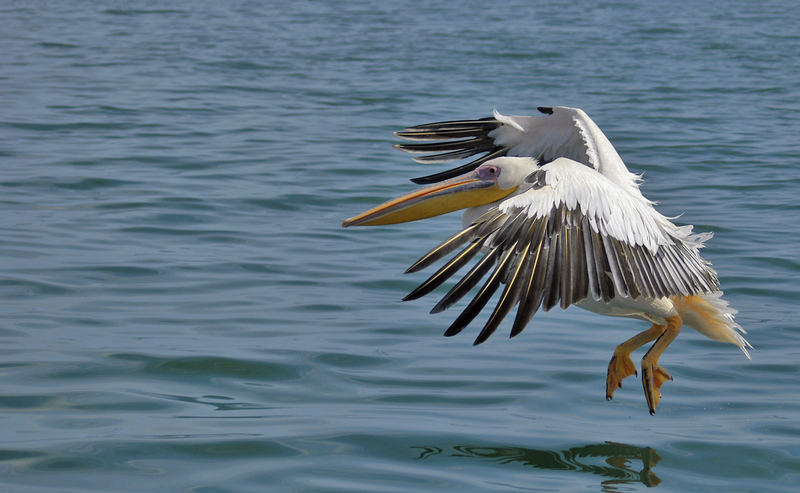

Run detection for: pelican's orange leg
[[606, 323, 666, 400], [641, 315, 683, 415]]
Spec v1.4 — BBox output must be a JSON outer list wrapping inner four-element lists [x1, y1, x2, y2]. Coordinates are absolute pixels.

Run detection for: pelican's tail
[[672, 292, 752, 359]]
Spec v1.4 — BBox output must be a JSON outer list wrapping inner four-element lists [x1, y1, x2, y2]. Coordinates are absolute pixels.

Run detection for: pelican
[[342, 106, 751, 414]]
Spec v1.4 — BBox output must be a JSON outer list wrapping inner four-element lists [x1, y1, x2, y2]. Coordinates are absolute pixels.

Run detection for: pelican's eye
[[477, 165, 500, 180]]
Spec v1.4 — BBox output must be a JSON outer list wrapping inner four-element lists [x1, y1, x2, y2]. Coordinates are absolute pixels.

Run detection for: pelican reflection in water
[[413, 441, 661, 490], [344, 106, 751, 413]]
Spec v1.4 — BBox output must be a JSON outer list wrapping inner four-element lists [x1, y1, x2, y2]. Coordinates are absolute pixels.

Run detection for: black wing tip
[[411, 165, 481, 184], [443, 326, 462, 337], [403, 287, 427, 301], [472, 333, 490, 345], [410, 148, 509, 184], [537, 106, 554, 115], [401, 117, 498, 130], [411, 175, 435, 184]]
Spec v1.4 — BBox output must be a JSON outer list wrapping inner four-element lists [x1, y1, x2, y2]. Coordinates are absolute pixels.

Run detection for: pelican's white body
[[463, 109, 752, 357], [576, 295, 677, 324]]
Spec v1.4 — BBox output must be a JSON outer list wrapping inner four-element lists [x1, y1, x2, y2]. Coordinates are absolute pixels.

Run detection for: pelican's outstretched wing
[[404, 157, 719, 345], [395, 106, 634, 190]]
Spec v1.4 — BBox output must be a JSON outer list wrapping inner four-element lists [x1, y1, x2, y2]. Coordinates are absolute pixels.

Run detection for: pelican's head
[[342, 157, 536, 227]]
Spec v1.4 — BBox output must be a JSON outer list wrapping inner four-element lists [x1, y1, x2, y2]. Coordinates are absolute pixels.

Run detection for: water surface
[[1, 1, 799, 491]]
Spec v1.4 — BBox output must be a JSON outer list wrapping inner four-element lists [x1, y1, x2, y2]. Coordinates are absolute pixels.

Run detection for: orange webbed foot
[[641, 361, 673, 415], [606, 351, 638, 400]]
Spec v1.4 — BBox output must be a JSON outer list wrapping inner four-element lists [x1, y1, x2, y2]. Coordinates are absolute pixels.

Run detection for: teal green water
[[2, 1, 799, 491]]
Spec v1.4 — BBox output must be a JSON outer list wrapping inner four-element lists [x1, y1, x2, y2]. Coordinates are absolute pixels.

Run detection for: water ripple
[[1, 1, 799, 492]]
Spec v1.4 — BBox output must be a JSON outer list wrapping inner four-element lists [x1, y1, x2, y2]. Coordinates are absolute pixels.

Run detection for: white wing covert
[[394, 106, 641, 198]]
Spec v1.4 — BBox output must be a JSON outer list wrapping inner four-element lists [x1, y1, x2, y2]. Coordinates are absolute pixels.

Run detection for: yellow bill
[[342, 170, 516, 227]]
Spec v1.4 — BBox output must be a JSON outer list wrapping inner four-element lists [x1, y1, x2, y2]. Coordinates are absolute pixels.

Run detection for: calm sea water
[[2, 1, 799, 491]]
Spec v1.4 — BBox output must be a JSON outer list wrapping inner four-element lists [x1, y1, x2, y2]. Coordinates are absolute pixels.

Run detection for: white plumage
[[501, 157, 680, 252], [344, 105, 751, 413]]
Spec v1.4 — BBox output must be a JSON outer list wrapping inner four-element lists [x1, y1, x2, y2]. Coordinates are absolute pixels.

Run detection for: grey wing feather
[[402, 203, 719, 343]]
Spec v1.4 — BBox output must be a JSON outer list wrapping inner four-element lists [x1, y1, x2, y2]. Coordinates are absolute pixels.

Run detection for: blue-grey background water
[[2, 1, 799, 491]]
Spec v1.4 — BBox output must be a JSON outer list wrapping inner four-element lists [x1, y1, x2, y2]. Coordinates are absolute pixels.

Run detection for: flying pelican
[[342, 106, 751, 414]]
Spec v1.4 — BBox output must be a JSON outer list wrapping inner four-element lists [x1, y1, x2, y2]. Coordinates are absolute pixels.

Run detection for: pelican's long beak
[[342, 171, 515, 227]]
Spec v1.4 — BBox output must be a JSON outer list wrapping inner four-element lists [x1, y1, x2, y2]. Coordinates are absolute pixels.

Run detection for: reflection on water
[[414, 441, 660, 491]]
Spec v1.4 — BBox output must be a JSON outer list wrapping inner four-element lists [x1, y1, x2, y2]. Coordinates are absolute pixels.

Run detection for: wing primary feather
[[400, 117, 499, 132], [517, 216, 547, 280], [580, 216, 600, 301], [509, 242, 539, 338], [508, 217, 545, 322], [619, 242, 646, 299], [667, 245, 699, 295], [542, 229, 562, 312], [686, 247, 718, 292], [410, 147, 509, 184], [618, 240, 643, 298], [571, 217, 588, 305], [474, 209, 509, 237], [492, 210, 528, 247], [650, 248, 674, 297], [526, 215, 548, 253], [689, 247, 720, 291], [638, 244, 670, 298], [405, 223, 479, 274], [529, 232, 552, 309], [402, 235, 487, 301], [677, 241, 717, 289], [617, 241, 658, 299], [658, 247, 689, 296], [664, 245, 701, 294], [444, 245, 516, 338], [511, 225, 550, 336], [411, 147, 493, 164], [474, 242, 531, 345], [393, 137, 494, 154], [559, 212, 587, 309], [588, 223, 614, 302], [547, 203, 564, 236], [394, 128, 494, 142], [658, 253, 686, 296], [559, 224, 571, 309], [394, 118, 499, 142], [635, 243, 662, 298], [472, 207, 503, 224], [601, 234, 629, 298], [431, 246, 501, 314]]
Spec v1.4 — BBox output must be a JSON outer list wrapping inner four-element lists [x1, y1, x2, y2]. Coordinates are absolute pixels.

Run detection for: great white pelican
[[343, 106, 751, 414]]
